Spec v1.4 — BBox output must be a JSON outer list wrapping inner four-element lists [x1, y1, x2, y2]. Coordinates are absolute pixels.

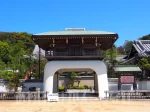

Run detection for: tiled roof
[[122, 40, 150, 64], [113, 65, 142, 72], [133, 40, 150, 57], [33, 30, 117, 36], [121, 57, 136, 64]]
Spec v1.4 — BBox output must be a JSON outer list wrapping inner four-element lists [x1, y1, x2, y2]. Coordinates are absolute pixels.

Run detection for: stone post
[[36, 88, 40, 100]]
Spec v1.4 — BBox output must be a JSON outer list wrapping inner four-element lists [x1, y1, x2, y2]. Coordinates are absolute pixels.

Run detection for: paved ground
[[0, 100, 150, 112]]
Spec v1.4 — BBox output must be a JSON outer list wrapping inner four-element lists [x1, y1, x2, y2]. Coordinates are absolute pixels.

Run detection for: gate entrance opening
[[54, 69, 98, 97]]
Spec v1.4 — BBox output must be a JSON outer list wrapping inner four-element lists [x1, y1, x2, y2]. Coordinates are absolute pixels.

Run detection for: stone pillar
[[53, 74, 58, 93], [36, 88, 40, 100], [97, 73, 109, 99], [94, 74, 98, 92]]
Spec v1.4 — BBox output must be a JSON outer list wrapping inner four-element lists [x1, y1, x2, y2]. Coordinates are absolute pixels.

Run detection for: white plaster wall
[[121, 84, 133, 90], [1, 80, 150, 93], [0, 83, 7, 92], [108, 82, 133, 91], [22, 82, 43, 92], [108, 84, 118, 91], [136, 80, 141, 90], [147, 81, 150, 90], [44, 60, 108, 99], [140, 81, 147, 90]]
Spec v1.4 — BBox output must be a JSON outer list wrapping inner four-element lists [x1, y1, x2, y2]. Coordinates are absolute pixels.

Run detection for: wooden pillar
[[95, 37, 97, 46], [57, 73, 59, 92], [94, 74, 96, 90], [53, 39, 55, 47], [66, 38, 69, 55], [81, 37, 84, 55], [66, 38, 68, 44], [118, 75, 121, 90]]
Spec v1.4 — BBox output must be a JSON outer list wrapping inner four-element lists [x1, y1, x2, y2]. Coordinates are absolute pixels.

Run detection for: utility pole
[[39, 47, 41, 79]]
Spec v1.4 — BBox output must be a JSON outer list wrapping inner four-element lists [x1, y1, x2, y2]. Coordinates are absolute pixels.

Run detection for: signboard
[[120, 76, 135, 84], [47, 93, 59, 102]]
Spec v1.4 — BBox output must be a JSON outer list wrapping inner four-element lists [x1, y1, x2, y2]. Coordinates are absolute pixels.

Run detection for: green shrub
[[72, 86, 79, 89], [69, 86, 86, 89], [88, 86, 91, 89], [58, 86, 64, 92], [78, 86, 85, 89]]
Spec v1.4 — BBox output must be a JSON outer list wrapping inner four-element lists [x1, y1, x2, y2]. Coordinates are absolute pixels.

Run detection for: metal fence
[[0, 92, 48, 100], [105, 90, 150, 100]]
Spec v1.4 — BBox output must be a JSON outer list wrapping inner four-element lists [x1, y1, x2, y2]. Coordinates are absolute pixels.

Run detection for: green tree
[[31, 54, 48, 79], [123, 41, 133, 55], [7, 72, 21, 92], [0, 41, 10, 64], [138, 57, 150, 70], [0, 32, 35, 80], [0, 60, 6, 70], [106, 44, 117, 61], [68, 72, 78, 87], [0, 61, 6, 79], [117, 46, 125, 55], [139, 34, 150, 40]]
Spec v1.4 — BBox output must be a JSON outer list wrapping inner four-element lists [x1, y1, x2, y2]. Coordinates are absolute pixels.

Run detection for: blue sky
[[0, 0, 150, 46]]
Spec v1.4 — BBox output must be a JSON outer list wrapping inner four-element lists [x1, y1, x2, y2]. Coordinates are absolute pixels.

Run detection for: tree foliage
[[117, 46, 125, 55], [138, 57, 150, 70], [106, 44, 117, 61], [68, 72, 78, 87], [0, 32, 35, 79], [139, 34, 150, 40], [123, 41, 133, 55], [7, 73, 21, 92]]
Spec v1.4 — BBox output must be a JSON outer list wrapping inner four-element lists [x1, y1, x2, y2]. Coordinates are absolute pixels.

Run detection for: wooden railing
[[55, 52, 68, 56], [83, 52, 101, 56], [105, 90, 150, 99], [0, 92, 48, 100], [45, 51, 105, 56]]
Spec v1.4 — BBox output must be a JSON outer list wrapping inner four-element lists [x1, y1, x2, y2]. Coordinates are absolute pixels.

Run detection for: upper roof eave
[[33, 30, 118, 36]]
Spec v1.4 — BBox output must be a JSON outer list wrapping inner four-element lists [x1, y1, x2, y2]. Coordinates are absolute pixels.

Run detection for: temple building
[[32, 28, 118, 99], [122, 40, 150, 79], [123, 40, 150, 63]]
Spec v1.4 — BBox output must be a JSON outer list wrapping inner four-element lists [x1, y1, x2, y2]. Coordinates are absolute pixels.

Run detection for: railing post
[[46, 91, 47, 100], [105, 91, 107, 99], [120, 90, 122, 99], [36, 88, 40, 100]]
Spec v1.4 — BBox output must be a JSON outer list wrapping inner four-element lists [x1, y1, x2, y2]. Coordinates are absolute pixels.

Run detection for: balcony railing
[[55, 52, 68, 56], [83, 52, 100, 56]]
